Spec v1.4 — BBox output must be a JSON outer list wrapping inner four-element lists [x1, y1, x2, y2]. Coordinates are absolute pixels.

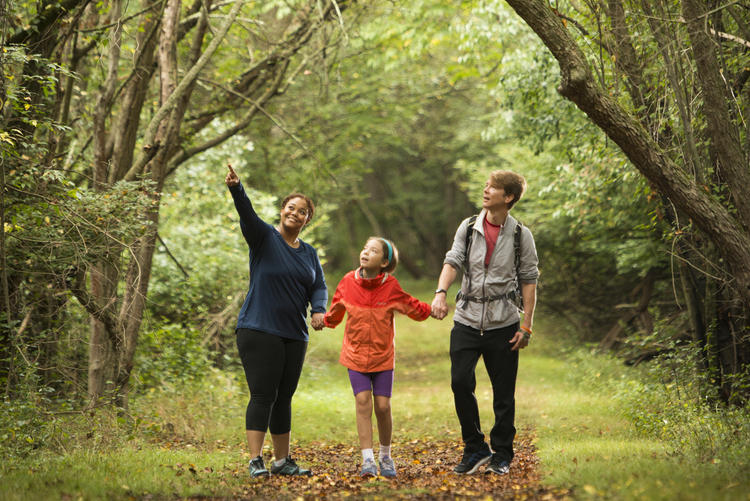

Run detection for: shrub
[[622, 343, 750, 475], [133, 324, 214, 393]]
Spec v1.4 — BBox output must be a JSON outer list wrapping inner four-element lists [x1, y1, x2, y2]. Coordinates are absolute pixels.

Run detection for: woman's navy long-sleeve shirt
[[229, 182, 328, 341]]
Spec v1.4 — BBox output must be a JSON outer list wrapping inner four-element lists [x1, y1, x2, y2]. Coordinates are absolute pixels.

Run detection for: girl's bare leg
[[355, 390, 374, 450], [373, 395, 393, 447]]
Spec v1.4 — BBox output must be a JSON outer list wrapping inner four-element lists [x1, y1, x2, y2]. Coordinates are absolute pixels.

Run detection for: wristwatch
[[435, 288, 447, 295]]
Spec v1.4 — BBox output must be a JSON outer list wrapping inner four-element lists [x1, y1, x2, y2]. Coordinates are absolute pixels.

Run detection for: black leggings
[[236, 329, 308, 434]]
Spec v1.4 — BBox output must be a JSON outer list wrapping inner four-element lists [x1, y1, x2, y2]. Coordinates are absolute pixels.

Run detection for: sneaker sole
[[485, 467, 509, 475], [360, 472, 376, 478], [455, 455, 491, 475], [272, 470, 313, 476]]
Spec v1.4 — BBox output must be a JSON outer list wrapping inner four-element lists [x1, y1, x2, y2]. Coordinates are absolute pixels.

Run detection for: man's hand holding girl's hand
[[431, 295, 449, 320]]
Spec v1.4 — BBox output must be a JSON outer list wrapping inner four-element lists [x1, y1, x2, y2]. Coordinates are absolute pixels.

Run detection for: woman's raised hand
[[225, 164, 240, 187]]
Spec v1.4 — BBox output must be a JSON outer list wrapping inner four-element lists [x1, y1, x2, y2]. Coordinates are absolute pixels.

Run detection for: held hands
[[225, 164, 240, 187], [310, 312, 325, 331], [431, 294, 449, 320]]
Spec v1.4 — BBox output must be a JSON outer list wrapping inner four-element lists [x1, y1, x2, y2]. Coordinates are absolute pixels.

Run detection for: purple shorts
[[348, 369, 394, 397]]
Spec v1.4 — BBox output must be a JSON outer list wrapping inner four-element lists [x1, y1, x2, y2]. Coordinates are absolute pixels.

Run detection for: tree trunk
[[681, 0, 750, 230]]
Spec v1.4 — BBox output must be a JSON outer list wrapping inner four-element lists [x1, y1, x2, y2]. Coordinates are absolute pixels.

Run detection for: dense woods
[[1, 0, 748, 442]]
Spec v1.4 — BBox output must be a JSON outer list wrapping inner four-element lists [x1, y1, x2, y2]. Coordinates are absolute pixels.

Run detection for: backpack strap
[[513, 221, 524, 312], [461, 215, 478, 309], [463, 215, 478, 276]]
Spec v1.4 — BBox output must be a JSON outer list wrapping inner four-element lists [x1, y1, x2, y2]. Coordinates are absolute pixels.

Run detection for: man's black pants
[[450, 321, 519, 462]]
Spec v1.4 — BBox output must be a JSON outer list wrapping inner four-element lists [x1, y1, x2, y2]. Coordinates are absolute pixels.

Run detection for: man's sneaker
[[269, 456, 313, 476], [453, 447, 491, 474], [379, 456, 398, 478], [248, 455, 269, 477], [484, 454, 510, 475], [360, 458, 378, 478]]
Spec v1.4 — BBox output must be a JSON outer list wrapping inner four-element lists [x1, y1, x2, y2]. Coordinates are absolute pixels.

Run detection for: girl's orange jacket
[[324, 269, 431, 373]]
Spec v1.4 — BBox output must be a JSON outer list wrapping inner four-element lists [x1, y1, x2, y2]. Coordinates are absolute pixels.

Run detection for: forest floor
[[162, 430, 572, 501]]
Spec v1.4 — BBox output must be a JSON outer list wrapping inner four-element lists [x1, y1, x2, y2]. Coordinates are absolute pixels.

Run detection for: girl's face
[[360, 239, 389, 275], [279, 197, 311, 233]]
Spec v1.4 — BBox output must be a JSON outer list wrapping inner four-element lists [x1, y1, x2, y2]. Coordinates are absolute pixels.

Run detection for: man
[[432, 170, 539, 475]]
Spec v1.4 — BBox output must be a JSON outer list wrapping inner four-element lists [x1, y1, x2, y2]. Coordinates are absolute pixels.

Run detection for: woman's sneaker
[[379, 456, 398, 478], [269, 456, 313, 476], [453, 446, 491, 474], [248, 455, 269, 477], [360, 458, 378, 478]]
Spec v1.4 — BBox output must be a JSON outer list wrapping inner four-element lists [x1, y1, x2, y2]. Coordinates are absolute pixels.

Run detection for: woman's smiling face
[[279, 197, 311, 232]]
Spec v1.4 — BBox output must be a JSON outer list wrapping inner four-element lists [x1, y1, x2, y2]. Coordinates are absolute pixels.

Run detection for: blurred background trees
[[1, 0, 748, 425]]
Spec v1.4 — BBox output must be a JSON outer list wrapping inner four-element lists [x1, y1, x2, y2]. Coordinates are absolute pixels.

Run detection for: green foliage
[[133, 324, 214, 393], [224, 1, 509, 274], [622, 343, 750, 468], [0, 45, 157, 405], [0, 46, 72, 133], [0, 387, 54, 460]]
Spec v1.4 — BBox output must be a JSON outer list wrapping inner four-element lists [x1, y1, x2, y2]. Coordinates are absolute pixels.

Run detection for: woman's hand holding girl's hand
[[225, 164, 240, 187], [310, 312, 325, 331]]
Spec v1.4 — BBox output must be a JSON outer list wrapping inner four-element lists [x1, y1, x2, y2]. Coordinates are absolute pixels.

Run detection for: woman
[[225, 164, 327, 477]]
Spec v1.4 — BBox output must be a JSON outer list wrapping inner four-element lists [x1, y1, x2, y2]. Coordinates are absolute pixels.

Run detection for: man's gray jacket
[[444, 209, 539, 332]]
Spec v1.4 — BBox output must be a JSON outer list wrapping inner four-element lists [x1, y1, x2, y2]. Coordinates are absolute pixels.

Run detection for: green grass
[[1, 278, 749, 500]]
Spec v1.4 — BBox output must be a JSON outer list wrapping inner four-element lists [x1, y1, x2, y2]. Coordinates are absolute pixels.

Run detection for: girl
[[324, 237, 431, 478]]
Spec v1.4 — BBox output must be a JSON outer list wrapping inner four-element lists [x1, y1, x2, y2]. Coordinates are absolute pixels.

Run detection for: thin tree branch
[[156, 233, 189, 279]]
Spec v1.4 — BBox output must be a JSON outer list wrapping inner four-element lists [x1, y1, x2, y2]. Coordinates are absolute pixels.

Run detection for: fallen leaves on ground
[[166, 427, 572, 500]]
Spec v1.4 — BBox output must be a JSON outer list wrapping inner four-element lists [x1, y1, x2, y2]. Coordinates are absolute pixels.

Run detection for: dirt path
[[178, 428, 571, 500]]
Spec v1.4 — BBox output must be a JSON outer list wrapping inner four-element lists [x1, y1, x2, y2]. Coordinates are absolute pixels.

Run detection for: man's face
[[482, 179, 514, 211]]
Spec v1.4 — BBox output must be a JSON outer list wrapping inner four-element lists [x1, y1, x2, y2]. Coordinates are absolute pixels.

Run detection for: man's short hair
[[489, 170, 526, 210]]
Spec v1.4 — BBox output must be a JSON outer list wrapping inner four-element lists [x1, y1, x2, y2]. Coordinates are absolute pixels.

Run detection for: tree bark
[[681, 0, 750, 230]]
